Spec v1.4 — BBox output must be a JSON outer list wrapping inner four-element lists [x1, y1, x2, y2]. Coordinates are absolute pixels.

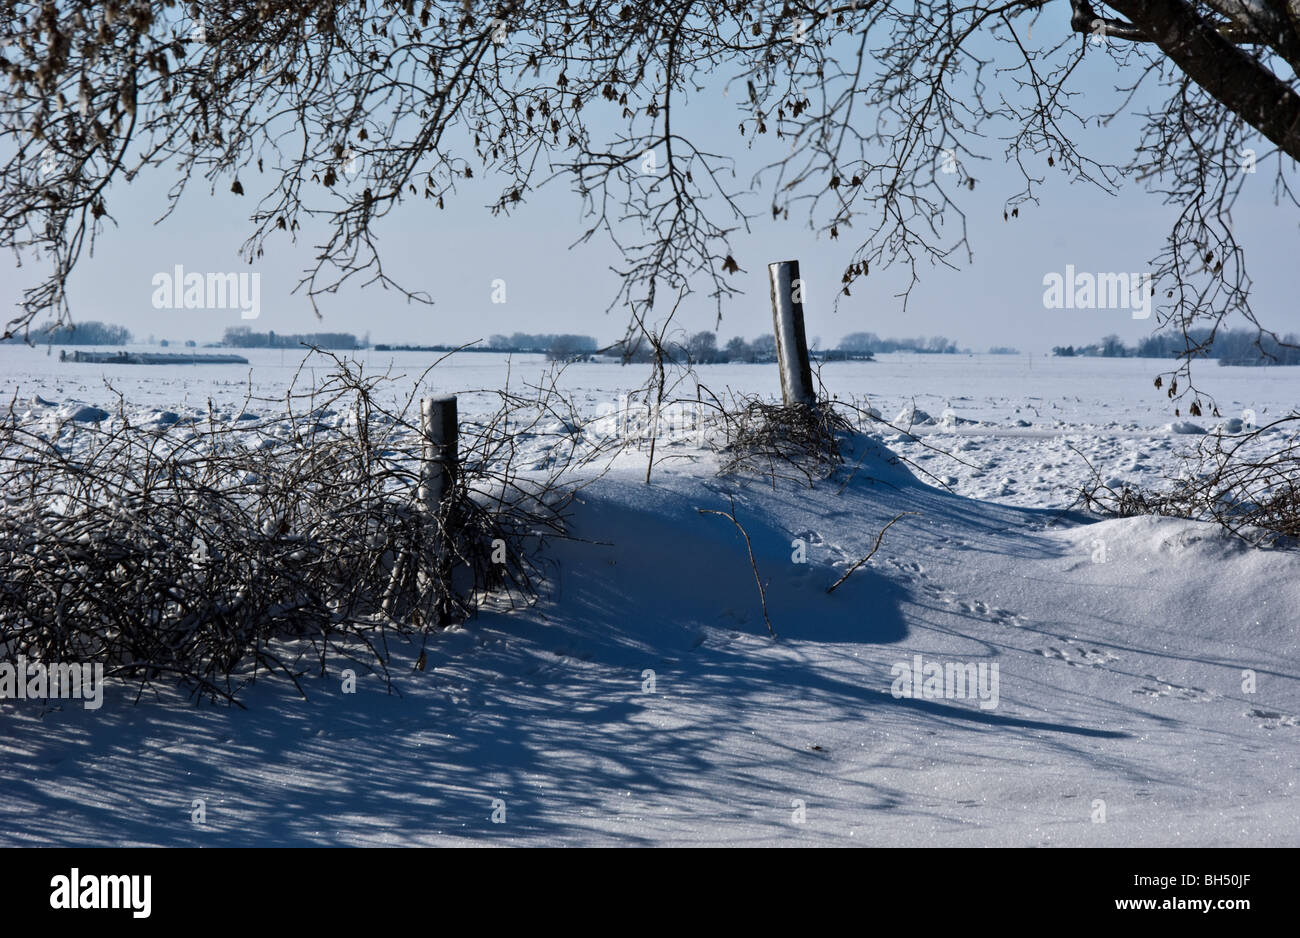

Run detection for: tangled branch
[[0, 350, 592, 703]]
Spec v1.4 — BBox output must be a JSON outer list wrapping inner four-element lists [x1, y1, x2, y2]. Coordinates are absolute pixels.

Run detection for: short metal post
[[418, 395, 458, 623], [769, 260, 816, 406]]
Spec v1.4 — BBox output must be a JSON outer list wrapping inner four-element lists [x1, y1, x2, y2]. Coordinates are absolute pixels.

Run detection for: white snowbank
[[1, 431, 1295, 846]]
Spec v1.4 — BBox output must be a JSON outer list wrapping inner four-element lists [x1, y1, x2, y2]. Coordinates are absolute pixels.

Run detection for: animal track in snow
[[909, 576, 1028, 628], [1035, 641, 1120, 667], [1132, 676, 1214, 702], [881, 553, 1027, 629], [884, 557, 927, 579], [1246, 708, 1300, 728], [956, 599, 991, 616], [953, 598, 1025, 627]]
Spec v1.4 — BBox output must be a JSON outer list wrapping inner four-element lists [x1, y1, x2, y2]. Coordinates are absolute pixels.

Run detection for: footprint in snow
[[1038, 645, 1120, 667], [886, 557, 926, 577], [954, 599, 1021, 625], [923, 587, 1025, 626], [1246, 708, 1300, 728], [1131, 676, 1214, 702]]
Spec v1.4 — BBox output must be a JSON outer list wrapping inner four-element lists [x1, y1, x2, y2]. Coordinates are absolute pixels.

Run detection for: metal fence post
[[418, 395, 458, 623], [768, 260, 816, 406]]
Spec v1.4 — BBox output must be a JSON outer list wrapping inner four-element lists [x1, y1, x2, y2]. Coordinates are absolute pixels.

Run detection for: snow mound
[[1166, 421, 1206, 434], [2, 449, 1297, 847], [62, 404, 110, 423], [1218, 418, 1245, 434], [892, 403, 935, 426], [1070, 514, 1246, 559]]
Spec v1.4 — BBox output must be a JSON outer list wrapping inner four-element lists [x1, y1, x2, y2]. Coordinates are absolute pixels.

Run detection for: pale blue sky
[[6, 21, 1298, 353]]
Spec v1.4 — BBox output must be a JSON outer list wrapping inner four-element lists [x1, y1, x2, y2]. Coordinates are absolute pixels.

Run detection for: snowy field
[[3, 345, 1295, 507], [0, 345, 1297, 845]]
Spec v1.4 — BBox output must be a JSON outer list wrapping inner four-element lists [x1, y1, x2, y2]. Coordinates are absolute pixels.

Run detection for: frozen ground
[[2, 346, 1291, 507], [0, 346, 1296, 845]]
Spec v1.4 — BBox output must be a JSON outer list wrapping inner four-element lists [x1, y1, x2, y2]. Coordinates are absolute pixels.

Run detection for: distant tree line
[[606, 330, 971, 364], [611, 332, 807, 364], [222, 327, 364, 350], [486, 333, 599, 360], [666, 332, 778, 364], [2, 320, 132, 345], [837, 332, 960, 355], [1053, 329, 1300, 365]]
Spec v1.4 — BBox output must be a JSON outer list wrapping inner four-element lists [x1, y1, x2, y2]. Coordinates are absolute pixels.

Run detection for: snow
[[893, 403, 937, 426], [0, 347, 1296, 845], [63, 404, 110, 423]]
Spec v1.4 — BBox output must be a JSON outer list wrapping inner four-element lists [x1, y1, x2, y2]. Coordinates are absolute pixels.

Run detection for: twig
[[697, 497, 777, 638], [825, 512, 917, 594]]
